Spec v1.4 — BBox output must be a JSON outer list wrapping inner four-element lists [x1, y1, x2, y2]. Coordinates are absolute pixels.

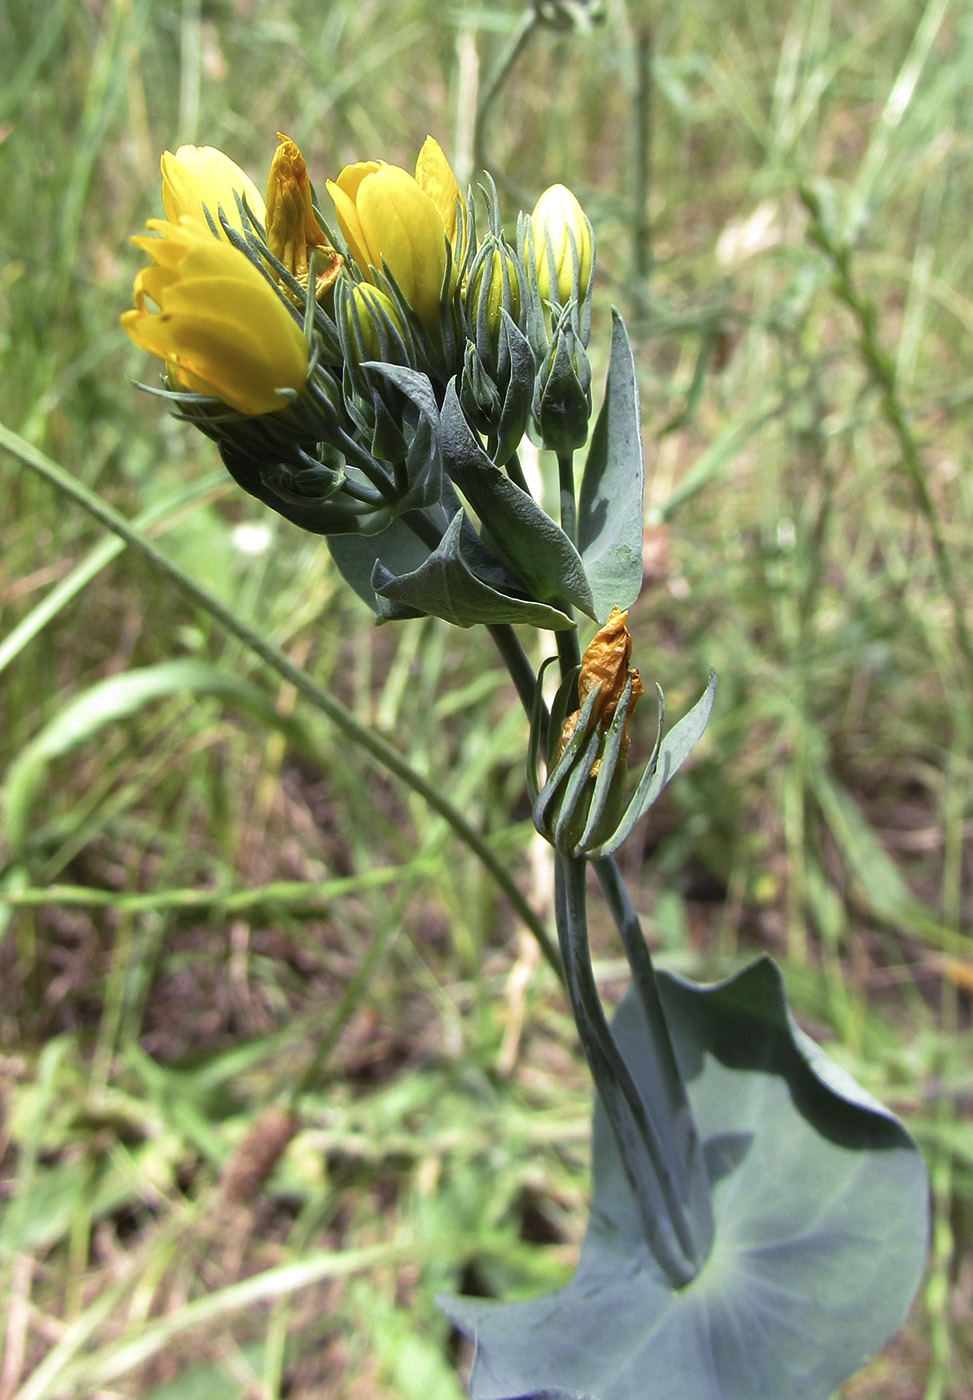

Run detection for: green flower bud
[[466, 239, 523, 366], [532, 313, 592, 453], [342, 282, 407, 364]]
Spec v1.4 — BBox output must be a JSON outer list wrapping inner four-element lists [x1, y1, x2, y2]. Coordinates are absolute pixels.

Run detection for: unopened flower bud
[[161, 145, 265, 235], [327, 137, 461, 335], [529, 183, 593, 307], [533, 314, 592, 452], [265, 133, 343, 300], [467, 240, 522, 361], [342, 283, 407, 364]]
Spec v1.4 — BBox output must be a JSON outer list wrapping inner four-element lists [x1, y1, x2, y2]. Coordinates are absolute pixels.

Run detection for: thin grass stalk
[[0, 422, 560, 977], [800, 185, 973, 684]]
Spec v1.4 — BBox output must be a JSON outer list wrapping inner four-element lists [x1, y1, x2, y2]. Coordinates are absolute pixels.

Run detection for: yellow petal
[[122, 218, 307, 415], [161, 145, 265, 233], [327, 145, 454, 333], [326, 177, 372, 278], [414, 136, 461, 247], [356, 170, 447, 328]]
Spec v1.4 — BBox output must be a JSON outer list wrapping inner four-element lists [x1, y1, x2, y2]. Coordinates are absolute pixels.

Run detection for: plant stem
[[555, 617, 581, 680], [472, 5, 538, 182], [1, 422, 561, 979], [594, 856, 713, 1256], [486, 623, 539, 718], [555, 852, 701, 1286], [633, 25, 653, 292], [557, 450, 577, 546]]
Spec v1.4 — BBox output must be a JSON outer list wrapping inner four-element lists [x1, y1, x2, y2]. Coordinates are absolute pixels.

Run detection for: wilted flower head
[[161, 144, 265, 235], [529, 183, 593, 307], [530, 607, 646, 856], [556, 606, 643, 763], [121, 217, 308, 416], [326, 137, 462, 333], [265, 133, 343, 299]]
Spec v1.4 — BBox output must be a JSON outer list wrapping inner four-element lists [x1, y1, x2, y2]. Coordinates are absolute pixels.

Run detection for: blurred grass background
[[1, 0, 971, 1395]]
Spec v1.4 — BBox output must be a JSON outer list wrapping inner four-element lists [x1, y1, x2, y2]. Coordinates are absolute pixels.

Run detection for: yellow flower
[[264, 133, 343, 298], [121, 217, 308, 416], [326, 136, 461, 332], [530, 183, 593, 306], [161, 144, 266, 235]]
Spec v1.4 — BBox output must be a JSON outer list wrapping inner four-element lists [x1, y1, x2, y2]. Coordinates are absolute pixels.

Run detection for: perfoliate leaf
[[578, 309, 645, 622], [441, 384, 596, 619], [326, 514, 441, 617], [372, 509, 576, 630], [441, 957, 928, 1400]]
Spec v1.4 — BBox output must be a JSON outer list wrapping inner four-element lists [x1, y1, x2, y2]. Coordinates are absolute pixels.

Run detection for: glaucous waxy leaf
[[578, 309, 645, 622], [441, 957, 928, 1400], [588, 668, 716, 857], [326, 514, 443, 617], [372, 509, 576, 630], [441, 384, 596, 618]]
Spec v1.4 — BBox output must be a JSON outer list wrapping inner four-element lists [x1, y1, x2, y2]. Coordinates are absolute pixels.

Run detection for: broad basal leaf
[[442, 957, 928, 1400]]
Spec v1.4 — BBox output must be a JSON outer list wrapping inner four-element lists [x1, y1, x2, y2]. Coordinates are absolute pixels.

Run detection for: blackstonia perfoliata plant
[[123, 134, 929, 1400]]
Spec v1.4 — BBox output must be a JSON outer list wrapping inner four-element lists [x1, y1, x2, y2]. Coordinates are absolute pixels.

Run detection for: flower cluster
[[123, 133, 599, 627]]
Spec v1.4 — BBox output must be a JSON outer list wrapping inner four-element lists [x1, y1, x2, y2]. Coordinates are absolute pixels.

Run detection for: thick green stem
[[555, 852, 702, 1285], [487, 624, 540, 721], [557, 450, 577, 546], [555, 620, 581, 681], [595, 856, 713, 1257]]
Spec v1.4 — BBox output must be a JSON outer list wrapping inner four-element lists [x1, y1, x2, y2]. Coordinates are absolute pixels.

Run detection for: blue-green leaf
[[372, 510, 576, 631], [578, 309, 645, 622], [441, 957, 928, 1400], [590, 670, 715, 857], [441, 384, 596, 619], [326, 513, 442, 617]]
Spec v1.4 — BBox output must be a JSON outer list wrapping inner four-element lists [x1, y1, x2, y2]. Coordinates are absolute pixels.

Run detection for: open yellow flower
[[121, 217, 308, 416], [264, 133, 343, 298], [530, 183, 593, 306], [161, 144, 266, 235], [326, 136, 461, 333]]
